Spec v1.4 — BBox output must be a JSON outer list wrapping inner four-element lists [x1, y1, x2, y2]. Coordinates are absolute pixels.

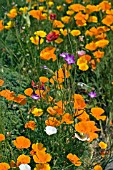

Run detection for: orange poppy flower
[[95, 33, 107, 40], [0, 89, 15, 101], [47, 104, 63, 116], [91, 107, 106, 121], [95, 39, 109, 48], [13, 136, 31, 149], [75, 121, 100, 142], [67, 153, 82, 166], [53, 74, 63, 84], [75, 110, 89, 121], [106, 9, 113, 15], [79, 54, 91, 62], [54, 106, 64, 116], [33, 150, 52, 163], [45, 117, 61, 127], [74, 12, 88, 26], [47, 107, 57, 116], [10, 160, 16, 168], [77, 57, 87, 66], [7, 8, 17, 19], [26, 0, 31, 2], [40, 46, 56, 61], [16, 154, 30, 166], [13, 94, 27, 105], [55, 100, 62, 108], [85, 4, 100, 14], [0, 162, 10, 170], [74, 11, 89, 20], [31, 143, 46, 155], [66, 10, 74, 15], [84, 54, 91, 61], [102, 15, 113, 26], [65, 0, 73, 4], [29, 10, 46, 20], [96, 59, 100, 63], [60, 29, 68, 36], [35, 89, 44, 98], [53, 67, 70, 84], [34, 163, 50, 170], [39, 0, 45, 2], [49, 78, 54, 85], [73, 94, 86, 110], [62, 113, 74, 124], [54, 100, 66, 115], [94, 165, 103, 170], [0, 134, 5, 142], [24, 88, 33, 96], [53, 20, 64, 28], [85, 27, 98, 37], [76, 19, 87, 26], [0, 20, 4, 31], [93, 50, 104, 58], [39, 77, 49, 83], [25, 121, 36, 130], [85, 41, 97, 51], [90, 59, 96, 70], [97, 26, 110, 34], [88, 16, 98, 23], [110, 26, 113, 30], [99, 1, 111, 11], [47, 96, 54, 103], [69, 4, 85, 12], [61, 16, 71, 24]]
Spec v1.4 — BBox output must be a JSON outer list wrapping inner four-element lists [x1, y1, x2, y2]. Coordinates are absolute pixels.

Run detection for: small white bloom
[[74, 133, 90, 141], [45, 126, 57, 135], [77, 82, 90, 90], [19, 164, 31, 170]]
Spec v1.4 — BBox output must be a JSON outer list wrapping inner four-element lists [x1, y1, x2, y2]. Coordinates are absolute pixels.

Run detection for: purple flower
[[88, 91, 97, 98], [60, 52, 75, 65], [60, 52, 69, 58], [43, 65, 48, 69], [31, 94, 40, 100], [40, 65, 48, 69]]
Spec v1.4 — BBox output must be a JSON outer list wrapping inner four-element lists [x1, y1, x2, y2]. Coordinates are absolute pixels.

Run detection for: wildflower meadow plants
[[0, 0, 113, 169]]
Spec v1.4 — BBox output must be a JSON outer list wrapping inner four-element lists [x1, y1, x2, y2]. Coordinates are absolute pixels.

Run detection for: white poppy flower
[[45, 126, 57, 135], [19, 164, 31, 170]]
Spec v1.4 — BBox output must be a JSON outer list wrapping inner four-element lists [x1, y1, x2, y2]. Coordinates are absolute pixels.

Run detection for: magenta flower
[[31, 94, 40, 100], [88, 91, 97, 98], [60, 52, 75, 65]]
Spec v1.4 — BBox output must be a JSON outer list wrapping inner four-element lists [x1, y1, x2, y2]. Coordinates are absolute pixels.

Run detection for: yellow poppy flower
[[70, 30, 81, 36], [99, 141, 107, 149], [34, 30, 47, 37], [55, 37, 63, 44], [30, 36, 44, 45], [5, 21, 14, 30], [32, 108, 43, 116]]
